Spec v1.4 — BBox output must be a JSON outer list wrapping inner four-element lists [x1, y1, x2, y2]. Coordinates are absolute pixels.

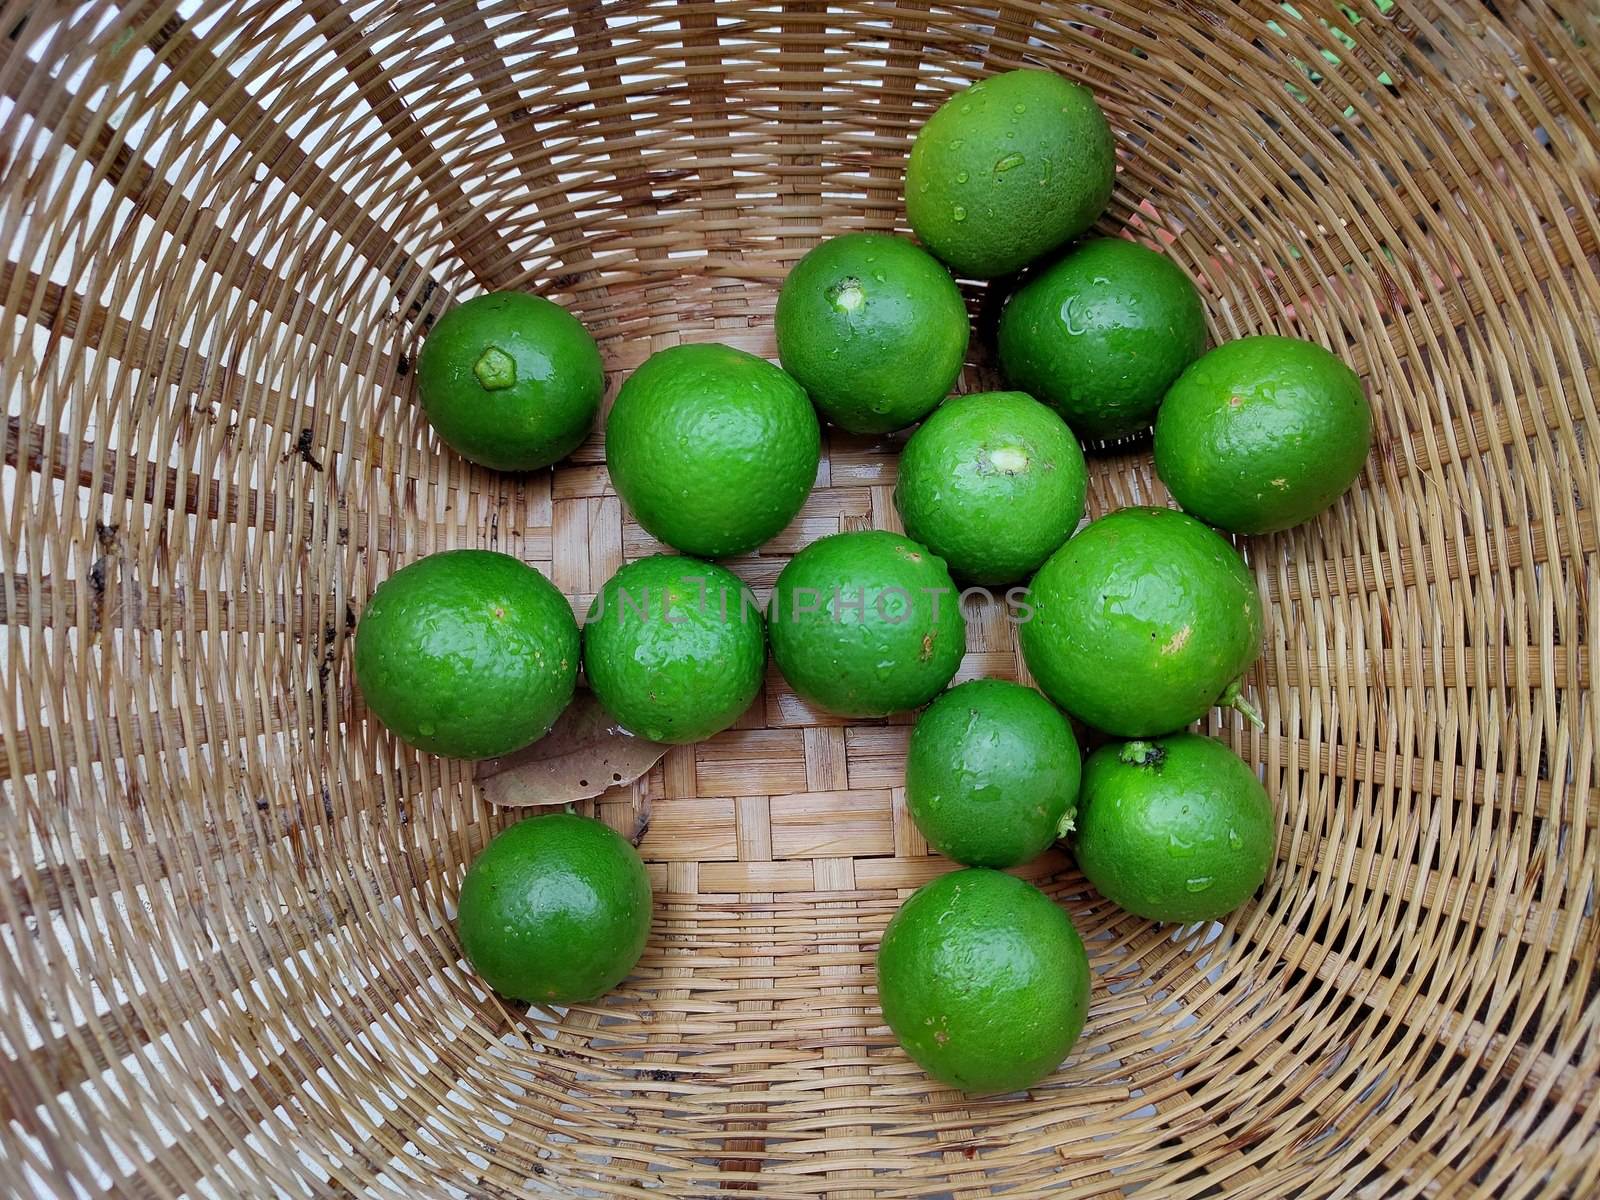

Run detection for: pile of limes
[[355, 67, 1372, 1095]]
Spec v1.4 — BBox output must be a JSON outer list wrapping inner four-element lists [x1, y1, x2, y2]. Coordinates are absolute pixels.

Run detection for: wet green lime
[[895, 391, 1087, 584], [1074, 733, 1274, 923], [606, 343, 820, 558], [1155, 335, 1372, 533], [1019, 507, 1263, 736], [905, 680, 1081, 868], [416, 291, 603, 471], [355, 550, 578, 759], [457, 812, 653, 1003], [584, 555, 764, 744], [767, 531, 965, 717], [999, 238, 1206, 440], [877, 869, 1090, 1093], [776, 233, 969, 433], [906, 69, 1114, 279]]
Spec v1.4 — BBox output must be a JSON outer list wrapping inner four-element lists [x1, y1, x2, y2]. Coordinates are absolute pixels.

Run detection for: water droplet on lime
[[994, 152, 1025, 172], [952, 205, 967, 221], [1059, 297, 1086, 335], [1168, 832, 1195, 858], [1012, 103, 1026, 113], [1186, 876, 1214, 893], [1228, 827, 1244, 849], [955, 170, 969, 184]]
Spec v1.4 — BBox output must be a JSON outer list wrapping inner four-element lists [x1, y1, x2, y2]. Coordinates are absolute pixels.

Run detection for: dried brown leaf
[[474, 691, 668, 807]]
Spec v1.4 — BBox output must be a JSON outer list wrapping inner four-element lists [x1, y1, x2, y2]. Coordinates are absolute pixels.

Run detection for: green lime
[[767, 531, 965, 717], [1154, 335, 1372, 533], [776, 233, 970, 434], [583, 555, 764, 744], [1019, 507, 1263, 736], [416, 291, 603, 471], [355, 550, 578, 759], [606, 343, 820, 558], [895, 391, 1087, 584], [998, 238, 1207, 440], [905, 680, 1081, 868], [905, 69, 1115, 279], [876, 868, 1090, 1093], [457, 812, 653, 1003], [1075, 734, 1274, 923]]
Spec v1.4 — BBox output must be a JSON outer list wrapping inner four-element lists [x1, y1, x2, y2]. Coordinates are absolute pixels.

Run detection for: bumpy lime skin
[[906, 680, 1081, 868], [1075, 733, 1275, 924], [905, 69, 1115, 279], [354, 550, 578, 759], [776, 233, 970, 434], [583, 555, 765, 744], [457, 812, 653, 1003], [605, 344, 821, 559], [767, 531, 966, 718], [416, 291, 604, 471], [895, 391, 1087, 584], [876, 869, 1091, 1093], [998, 238, 1207, 440], [1018, 507, 1263, 737], [1154, 335, 1373, 533]]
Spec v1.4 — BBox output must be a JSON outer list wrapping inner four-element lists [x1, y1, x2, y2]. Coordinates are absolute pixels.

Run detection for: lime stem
[[1222, 681, 1265, 730], [473, 345, 517, 390], [1119, 739, 1165, 768]]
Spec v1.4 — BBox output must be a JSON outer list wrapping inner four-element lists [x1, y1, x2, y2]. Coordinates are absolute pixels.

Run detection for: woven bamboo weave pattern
[[1, 1, 1596, 1196]]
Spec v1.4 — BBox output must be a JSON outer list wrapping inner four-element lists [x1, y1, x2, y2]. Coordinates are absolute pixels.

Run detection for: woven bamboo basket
[[3, 1, 1597, 1196]]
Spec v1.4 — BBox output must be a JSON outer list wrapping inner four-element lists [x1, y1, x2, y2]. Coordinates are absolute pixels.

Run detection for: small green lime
[[606, 343, 820, 558], [457, 812, 653, 1003], [416, 291, 603, 471], [1019, 507, 1263, 736], [1075, 734, 1274, 923], [584, 555, 765, 744], [895, 391, 1087, 584], [906, 680, 1081, 868], [768, 531, 966, 717], [1154, 335, 1372, 533], [999, 238, 1207, 440], [354, 550, 578, 759], [905, 69, 1115, 279], [776, 233, 970, 434], [876, 868, 1090, 1093]]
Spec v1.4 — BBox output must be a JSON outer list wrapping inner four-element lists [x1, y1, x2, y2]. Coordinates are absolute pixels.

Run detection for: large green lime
[[457, 812, 653, 1003], [895, 391, 1087, 584], [354, 550, 578, 759], [606, 343, 820, 558], [876, 868, 1090, 1093], [905, 69, 1114, 279], [1154, 335, 1372, 533], [1018, 507, 1263, 736], [583, 555, 765, 744], [1075, 734, 1275, 924], [905, 680, 1080, 868], [767, 531, 965, 717], [416, 291, 603, 471], [776, 233, 970, 434], [998, 238, 1207, 440]]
